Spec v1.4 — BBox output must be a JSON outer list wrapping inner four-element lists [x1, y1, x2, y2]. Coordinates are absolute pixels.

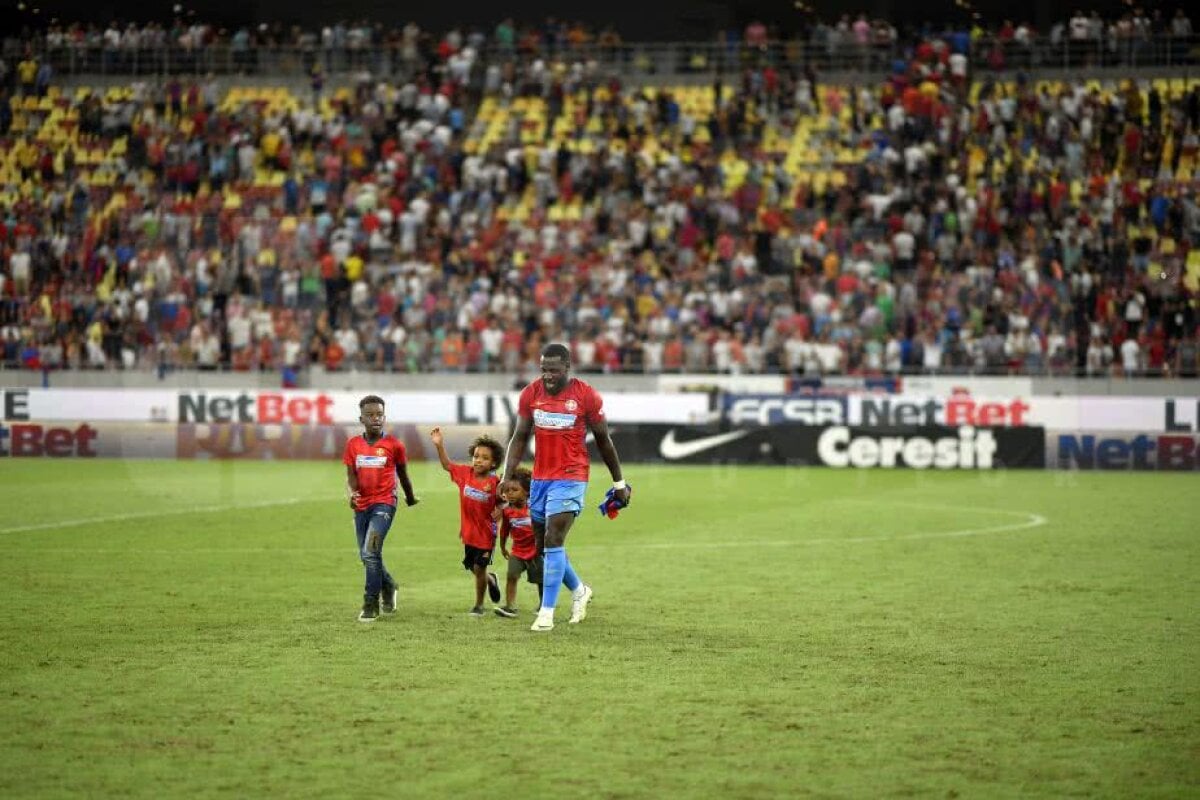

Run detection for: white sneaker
[[568, 584, 593, 624], [530, 609, 555, 632]]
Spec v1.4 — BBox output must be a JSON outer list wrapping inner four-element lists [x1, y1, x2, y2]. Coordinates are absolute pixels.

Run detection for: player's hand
[[429, 427, 443, 446], [405, 496, 419, 507], [615, 486, 632, 506], [349, 490, 362, 510]]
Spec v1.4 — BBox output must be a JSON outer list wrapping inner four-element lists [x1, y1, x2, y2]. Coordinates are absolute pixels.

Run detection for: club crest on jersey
[[376, 447, 386, 456], [564, 399, 578, 411], [533, 409, 577, 430]]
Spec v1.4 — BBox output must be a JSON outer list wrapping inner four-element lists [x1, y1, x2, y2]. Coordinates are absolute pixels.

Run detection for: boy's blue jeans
[[355, 503, 396, 604]]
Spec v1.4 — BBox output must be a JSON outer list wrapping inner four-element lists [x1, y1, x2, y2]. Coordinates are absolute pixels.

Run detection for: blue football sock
[[562, 556, 580, 593], [541, 547, 566, 611]]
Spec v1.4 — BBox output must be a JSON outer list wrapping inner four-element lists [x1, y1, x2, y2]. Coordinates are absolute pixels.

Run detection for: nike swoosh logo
[[659, 429, 751, 460]]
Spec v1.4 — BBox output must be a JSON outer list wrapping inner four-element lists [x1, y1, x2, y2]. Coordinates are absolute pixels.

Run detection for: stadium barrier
[[15, 35, 1200, 79], [3, 388, 1196, 469], [6, 370, 1199, 399], [3, 387, 1194, 431]]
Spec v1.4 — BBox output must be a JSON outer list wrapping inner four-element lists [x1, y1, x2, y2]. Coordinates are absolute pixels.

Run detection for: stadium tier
[[1, 22, 1199, 376]]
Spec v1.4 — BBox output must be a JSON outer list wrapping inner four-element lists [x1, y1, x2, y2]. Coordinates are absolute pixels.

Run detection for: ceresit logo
[[817, 426, 998, 469], [1057, 433, 1200, 470], [0, 422, 98, 457], [178, 392, 335, 425]]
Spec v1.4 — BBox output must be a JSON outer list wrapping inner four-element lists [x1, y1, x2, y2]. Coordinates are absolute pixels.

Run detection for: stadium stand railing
[[5, 36, 1199, 79]]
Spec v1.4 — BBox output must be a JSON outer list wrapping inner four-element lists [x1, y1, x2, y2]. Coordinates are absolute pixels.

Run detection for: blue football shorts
[[528, 479, 588, 524]]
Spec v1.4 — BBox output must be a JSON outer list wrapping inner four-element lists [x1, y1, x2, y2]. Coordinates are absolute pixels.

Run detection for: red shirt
[[343, 434, 407, 511], [517, 377, 604, 481], [449, 464, 500, 549], [500, 505, 537, 560]]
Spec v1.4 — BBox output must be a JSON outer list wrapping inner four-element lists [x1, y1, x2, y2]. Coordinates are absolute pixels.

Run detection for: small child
[[430, 427, 504, 616], [492, 468, 542, 618]]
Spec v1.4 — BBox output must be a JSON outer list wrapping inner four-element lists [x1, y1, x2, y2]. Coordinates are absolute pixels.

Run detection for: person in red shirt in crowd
[[492, 468, 541, 618], [502, 343, 630, 632], [343, 395, 419, 623], [429, 426, 504, 616], [324, 337, 346, 371]]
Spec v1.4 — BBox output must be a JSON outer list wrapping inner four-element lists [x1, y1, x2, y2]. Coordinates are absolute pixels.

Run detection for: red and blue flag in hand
[[598, 484, 632, 519]]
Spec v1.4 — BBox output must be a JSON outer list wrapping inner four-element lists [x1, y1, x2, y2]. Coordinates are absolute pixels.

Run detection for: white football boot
[[530, 608, 555, 632], [568, 584, 593, 624]]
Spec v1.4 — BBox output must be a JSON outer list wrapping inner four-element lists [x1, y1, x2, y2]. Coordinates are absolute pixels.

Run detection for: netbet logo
[[178, 392, 335, 424], [0, 423, 98, 457], [817, 426, 998, 469]]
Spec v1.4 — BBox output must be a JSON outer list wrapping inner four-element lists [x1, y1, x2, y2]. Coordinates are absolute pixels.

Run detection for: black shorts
[[506, 553, 544, 584], [462, 545, 493, 571]]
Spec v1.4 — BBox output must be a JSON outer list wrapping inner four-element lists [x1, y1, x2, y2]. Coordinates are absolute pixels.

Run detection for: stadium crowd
[[1, 15, 1199, 377]]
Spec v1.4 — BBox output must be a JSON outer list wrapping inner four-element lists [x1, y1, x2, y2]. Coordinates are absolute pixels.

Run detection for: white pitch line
[[0, 497, 313, 535], [613, 507, 1048, 550], [6, 504, 1047, 552], [0, 485, 459, 536]]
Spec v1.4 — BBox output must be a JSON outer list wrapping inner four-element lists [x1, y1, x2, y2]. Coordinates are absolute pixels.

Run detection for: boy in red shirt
[[492, 468, 542, 619], [343, 395, 419, 623], [430, 427, 504, 616]]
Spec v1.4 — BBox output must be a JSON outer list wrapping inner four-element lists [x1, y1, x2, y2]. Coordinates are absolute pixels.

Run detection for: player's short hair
[[469, 435, 504, 465], [541, 343, 571, 363], [509, 467, 532, 494], [359, 395, 385, 410]]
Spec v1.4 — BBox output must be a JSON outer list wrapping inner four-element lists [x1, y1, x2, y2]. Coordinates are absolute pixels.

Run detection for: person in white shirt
[[196, 328, 221, 369], [1120, 337, 1142, 377], [227, 313, 252, 351], [885, 335, 903, 372], [815, 339, 843, 374], [10, 250, 31, 294], [893, 230, 916, 272], [574, 338, 597, 371], [712, 331, 733, 373], [283, 333, 303, 369], [87, 337, 107, 368], [1124, 290, 1145, 337], [480, 323, 503, 371], [642, 336, 664, 373], [336, 326, 361, 363], [783, 331, 808, 373], [922, 332, 943, 372], [1086, 336, 1113, 376]]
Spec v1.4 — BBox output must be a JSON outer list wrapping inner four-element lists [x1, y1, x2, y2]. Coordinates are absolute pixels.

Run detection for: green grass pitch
[[0, 460, 1196, 798]]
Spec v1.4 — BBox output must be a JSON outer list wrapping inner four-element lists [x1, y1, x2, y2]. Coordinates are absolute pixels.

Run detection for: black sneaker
[[486, 572, 501, 603], [358, 603, 380, 623], [468, 606, 485, 617], [380, 585, 398, 614], [494, 606, 518, 618]]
